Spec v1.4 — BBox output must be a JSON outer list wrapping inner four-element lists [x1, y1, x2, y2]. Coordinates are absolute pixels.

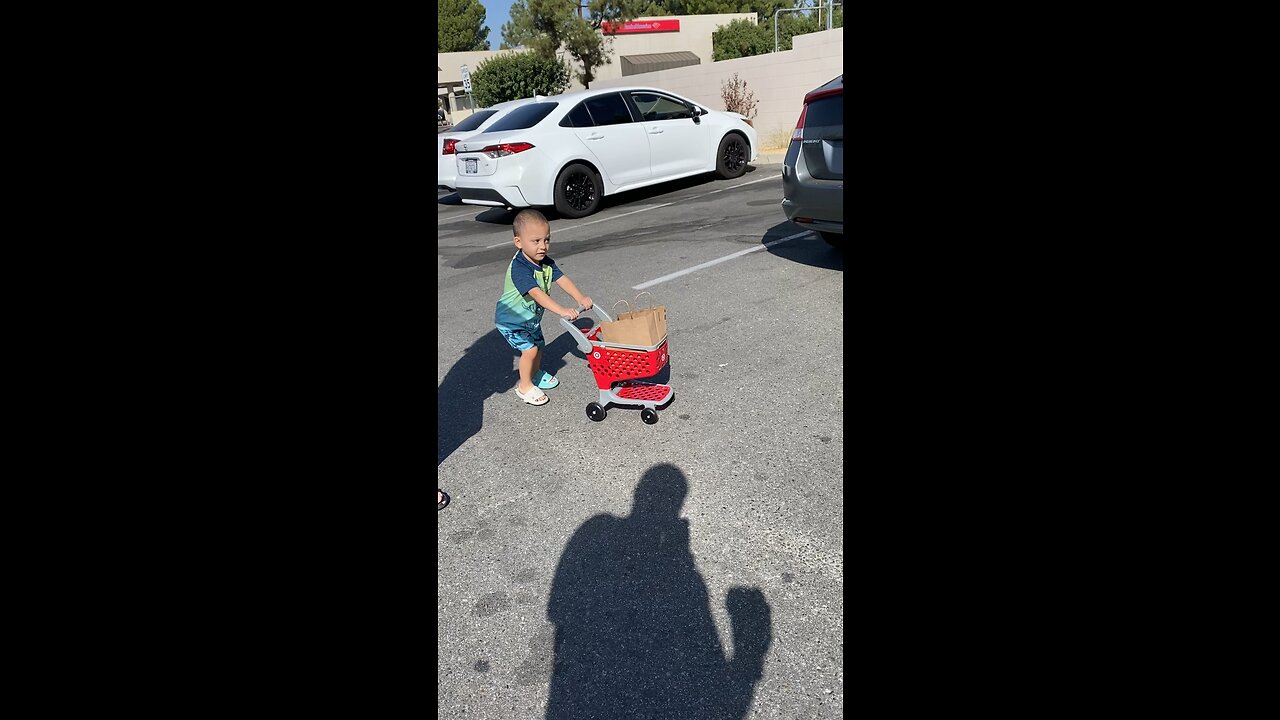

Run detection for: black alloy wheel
[[555, 164, 602, 219], [715, 134, 748, 179]]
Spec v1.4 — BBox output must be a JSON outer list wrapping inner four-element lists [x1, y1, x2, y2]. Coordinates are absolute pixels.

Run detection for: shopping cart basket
[[559, 305, 673, 424]]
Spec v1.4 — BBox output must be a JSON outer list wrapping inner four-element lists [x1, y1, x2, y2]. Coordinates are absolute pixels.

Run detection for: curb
[[756, 149, 788, 165]]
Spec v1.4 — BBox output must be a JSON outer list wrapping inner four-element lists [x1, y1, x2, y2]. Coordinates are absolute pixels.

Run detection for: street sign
[[460, 64, 472, 93]]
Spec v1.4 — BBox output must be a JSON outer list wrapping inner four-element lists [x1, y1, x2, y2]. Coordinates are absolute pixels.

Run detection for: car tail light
[[442, 138, 458, 155], [481, 142, 535, 158], [742, 118, 754, 127], [791, 105, 808, 142]]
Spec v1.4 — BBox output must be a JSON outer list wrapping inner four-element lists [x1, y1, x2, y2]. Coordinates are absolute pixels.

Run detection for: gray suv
[[781, 75, 843, 246]]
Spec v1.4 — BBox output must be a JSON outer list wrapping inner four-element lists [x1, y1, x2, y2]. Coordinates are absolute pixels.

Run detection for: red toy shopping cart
[[559, 305, 673, 424]]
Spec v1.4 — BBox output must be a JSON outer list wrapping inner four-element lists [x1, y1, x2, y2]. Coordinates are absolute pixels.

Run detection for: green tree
[[501, 0, 645, 88], [643, 0, 794, 17], [711, 3, 841, 59], [712, 18, 771, 60], [775, 11, 819, 51], [775, 4, 842, 50], [471, 51, 571, 107], [438, 0, 490, 52]]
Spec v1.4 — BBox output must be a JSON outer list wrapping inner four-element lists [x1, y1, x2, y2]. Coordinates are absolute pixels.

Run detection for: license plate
[[464, 158, 478, 174]]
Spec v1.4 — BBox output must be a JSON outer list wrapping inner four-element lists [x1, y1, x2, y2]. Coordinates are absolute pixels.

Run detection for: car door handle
[[586, 134, 604, 140], [649, 129, 664, 134]]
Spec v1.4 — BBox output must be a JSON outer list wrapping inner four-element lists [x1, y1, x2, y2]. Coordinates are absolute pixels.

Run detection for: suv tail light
[[442, 138, 458, 155], [481, 142, 535, 158], [791, 105, 808, 142]]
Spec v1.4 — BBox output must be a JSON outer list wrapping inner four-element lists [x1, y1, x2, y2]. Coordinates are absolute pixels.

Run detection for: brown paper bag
[[599, 316, 651, 345], [621, 292, 666, 343], [601, 295, 667, 345], [599, 300, 650, 345]]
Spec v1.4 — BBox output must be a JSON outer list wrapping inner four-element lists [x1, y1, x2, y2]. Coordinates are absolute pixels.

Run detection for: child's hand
[[560, 308, 580, 320], [580, 297, 593, 311]]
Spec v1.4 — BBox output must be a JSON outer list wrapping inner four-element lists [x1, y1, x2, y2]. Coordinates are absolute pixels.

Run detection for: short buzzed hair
[[513, 209, 549, 238]]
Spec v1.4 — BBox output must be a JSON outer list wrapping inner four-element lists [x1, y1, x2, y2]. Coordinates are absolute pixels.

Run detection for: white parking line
[[481, 173, 777, 249], [631, 230, 814, 290]]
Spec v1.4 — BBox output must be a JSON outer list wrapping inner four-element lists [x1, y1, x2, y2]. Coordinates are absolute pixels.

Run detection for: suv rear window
[[804, 96, 843, 128], [487, 103, 559, 131], [450, 110, 497, 132]]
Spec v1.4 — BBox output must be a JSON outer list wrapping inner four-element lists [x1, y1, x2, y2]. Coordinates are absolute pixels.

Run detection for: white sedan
[[453, 86, 759, 218], [436, 97, 534, 190]]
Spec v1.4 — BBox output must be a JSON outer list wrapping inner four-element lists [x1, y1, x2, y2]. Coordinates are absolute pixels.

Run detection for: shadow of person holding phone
[[545, 464, 772, 720]]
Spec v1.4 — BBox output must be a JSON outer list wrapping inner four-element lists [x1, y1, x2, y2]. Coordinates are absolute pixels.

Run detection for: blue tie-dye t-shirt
[[495, 251, 564, 330]]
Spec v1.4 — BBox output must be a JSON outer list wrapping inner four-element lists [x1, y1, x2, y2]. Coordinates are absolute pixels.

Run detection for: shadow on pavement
[[761, 221, 843, 271], [437, 326, 586, 466], [546, 463, 772, 720]]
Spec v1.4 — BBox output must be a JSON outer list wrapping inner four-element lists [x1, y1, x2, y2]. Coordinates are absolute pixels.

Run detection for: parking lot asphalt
[[438, 162, 844, 719]]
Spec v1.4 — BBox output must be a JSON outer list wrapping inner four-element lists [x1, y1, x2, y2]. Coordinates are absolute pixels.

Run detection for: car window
[[804, 95, 843, 128], [630, 92, 691, 121], [450, 110, 498, 132], [560, 103, 595, 128], [487, 102, 559, 131], [583, 94, 633, 126]]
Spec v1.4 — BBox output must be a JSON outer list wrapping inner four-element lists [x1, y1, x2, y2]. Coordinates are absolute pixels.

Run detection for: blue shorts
[[498, 324, 545, 352]]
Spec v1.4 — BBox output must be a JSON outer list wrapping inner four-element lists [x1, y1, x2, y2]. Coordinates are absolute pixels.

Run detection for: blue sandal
[[535, 371, 559, 389]]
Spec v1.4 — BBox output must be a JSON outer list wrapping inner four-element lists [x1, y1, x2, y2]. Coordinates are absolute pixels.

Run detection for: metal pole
[[774, 7, 805, 53]]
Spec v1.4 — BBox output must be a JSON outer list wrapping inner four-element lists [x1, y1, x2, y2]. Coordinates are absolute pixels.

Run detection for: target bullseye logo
[[593, 351, 601, 359]]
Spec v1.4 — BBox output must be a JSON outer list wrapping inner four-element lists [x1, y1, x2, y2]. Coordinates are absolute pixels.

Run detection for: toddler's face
[[514, 222, 551, 263]]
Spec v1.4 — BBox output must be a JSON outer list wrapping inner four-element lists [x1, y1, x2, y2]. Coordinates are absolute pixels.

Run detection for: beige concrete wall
[[569, 14, 756, 89], [591, 27, 843, 149], [436, 14, 755, 97], [435, 19, 842, 136]]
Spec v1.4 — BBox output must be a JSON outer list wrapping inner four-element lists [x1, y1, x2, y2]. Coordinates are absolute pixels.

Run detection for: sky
[[482, 0, 512, 50]]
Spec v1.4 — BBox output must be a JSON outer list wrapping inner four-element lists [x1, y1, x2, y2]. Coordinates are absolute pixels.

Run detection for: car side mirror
[[691, 106, 702, 124]]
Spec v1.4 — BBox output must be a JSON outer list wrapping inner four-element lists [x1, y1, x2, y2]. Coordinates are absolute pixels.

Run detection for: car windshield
[[487, 103, 559, 131], [451, 110, 498, 132]]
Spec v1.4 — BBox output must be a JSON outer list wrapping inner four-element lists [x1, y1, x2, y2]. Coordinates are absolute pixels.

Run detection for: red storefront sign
[[601, 19, 681, 34]]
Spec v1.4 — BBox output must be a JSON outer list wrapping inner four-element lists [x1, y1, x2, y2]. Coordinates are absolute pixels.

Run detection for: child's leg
[[531, 345, 542, 382], [517, 347, 538, 393]]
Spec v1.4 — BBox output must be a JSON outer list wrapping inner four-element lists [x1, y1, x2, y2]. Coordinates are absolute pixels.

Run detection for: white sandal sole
[[516, 387, 549, 406]]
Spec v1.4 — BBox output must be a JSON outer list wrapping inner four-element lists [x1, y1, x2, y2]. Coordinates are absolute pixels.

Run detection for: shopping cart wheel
[[586, 403, 606, 422], [641, 408, 658, 425]]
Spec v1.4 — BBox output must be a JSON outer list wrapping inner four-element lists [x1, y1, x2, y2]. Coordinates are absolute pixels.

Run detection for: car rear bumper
[[781, 191, 843, 232], [781, 204, 843, 235], [456, 185, 531, 207]]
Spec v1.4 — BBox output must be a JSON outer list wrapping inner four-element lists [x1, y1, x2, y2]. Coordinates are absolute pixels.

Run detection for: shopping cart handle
[[558, 304, 612, 354]]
